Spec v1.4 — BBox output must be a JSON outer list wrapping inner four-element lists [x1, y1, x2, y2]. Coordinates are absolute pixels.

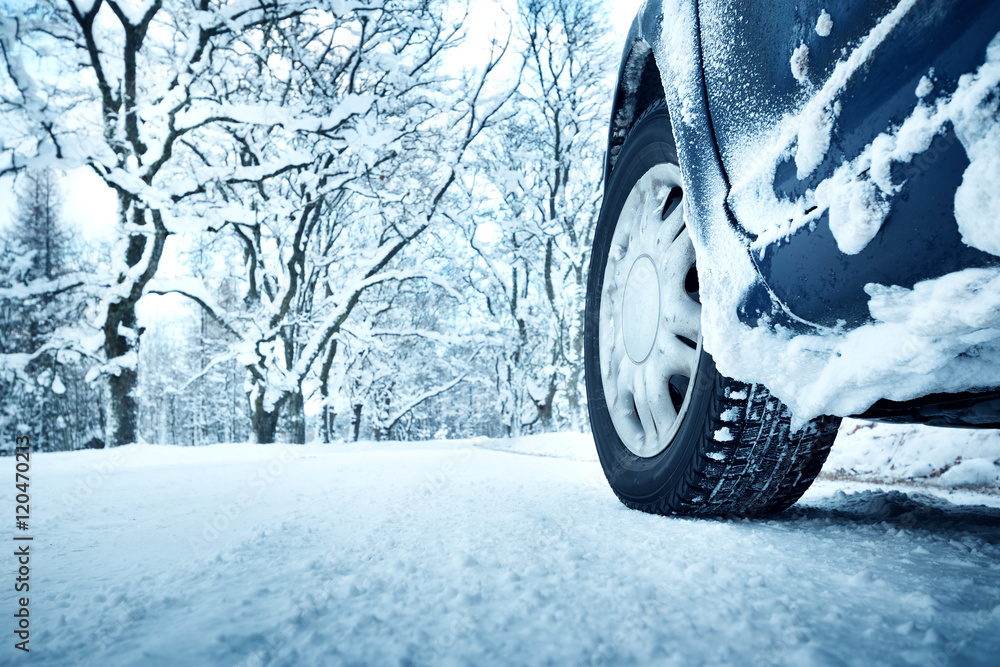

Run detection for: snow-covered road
[[4, 435, 1000, 666]]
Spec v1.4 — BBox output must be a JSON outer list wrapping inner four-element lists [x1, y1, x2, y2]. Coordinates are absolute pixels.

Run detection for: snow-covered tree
[[1, 0, 372, 446], [8, 169, 69, 281], [466, 0, 612, 433], [144, 2, 517, 443], [336, 270, 487, 442], [0, 0, 608, 446], [0, 169, 100, 450]]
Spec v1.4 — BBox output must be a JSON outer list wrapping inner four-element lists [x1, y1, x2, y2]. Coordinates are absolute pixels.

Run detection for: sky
[[0, 0, 644, 241]]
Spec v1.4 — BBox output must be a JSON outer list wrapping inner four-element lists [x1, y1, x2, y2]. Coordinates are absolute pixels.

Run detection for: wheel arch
[[602, 1, 739, 255], [604, 37, 668, 183]]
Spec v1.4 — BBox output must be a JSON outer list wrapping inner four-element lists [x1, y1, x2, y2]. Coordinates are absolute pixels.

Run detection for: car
[[584, 0, 1000, 516]]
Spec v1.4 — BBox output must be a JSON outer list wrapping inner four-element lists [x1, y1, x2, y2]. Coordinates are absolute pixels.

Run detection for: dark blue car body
[[605, 0, 1000, 426]]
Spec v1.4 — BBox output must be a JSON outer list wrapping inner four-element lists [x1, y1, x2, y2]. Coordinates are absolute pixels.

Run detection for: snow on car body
[[584, 0, 1000, 516]]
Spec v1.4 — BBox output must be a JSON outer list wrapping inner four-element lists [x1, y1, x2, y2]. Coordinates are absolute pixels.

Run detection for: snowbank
[[824, 419, 1000, 490]]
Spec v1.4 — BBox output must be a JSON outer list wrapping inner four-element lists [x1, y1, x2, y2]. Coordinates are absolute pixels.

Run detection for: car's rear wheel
[[584, 100, 841, 516]]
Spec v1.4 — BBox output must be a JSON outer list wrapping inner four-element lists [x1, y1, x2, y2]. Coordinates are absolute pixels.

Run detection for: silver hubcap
[[599, 163, 702, 458], [622, 255, 659, 364]]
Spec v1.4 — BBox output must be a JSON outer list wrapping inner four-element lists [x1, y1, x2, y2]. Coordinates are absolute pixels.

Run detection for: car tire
[[584, 100, 841, 517]]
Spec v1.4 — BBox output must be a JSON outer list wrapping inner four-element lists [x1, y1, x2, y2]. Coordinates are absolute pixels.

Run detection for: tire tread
[[613, 374, 839, 517]]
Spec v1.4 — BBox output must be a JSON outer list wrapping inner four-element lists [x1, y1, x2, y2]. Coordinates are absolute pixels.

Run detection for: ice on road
[[4, 434, 1000, 666]]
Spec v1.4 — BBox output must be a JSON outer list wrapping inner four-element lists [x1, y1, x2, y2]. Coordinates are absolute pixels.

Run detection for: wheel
[[584, 100, 841, 517]]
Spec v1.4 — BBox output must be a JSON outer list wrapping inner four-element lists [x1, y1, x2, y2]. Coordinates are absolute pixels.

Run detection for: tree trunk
[[104, 369, 138, 447], [251, 405, 280, 444], [103, 297, 140, 447], [537, 385, 556, 432], [566, 363, 583, 430], [321, 406, 336, 443], [249, 381, 283, 444], [351, 403, 363, 442], [374, 387, 392, 441], [287, 387, 306, 444], [101, 203, 167, 447]]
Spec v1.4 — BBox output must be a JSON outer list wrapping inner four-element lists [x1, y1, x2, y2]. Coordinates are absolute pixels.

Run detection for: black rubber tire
[[584, 101, 841, 517]]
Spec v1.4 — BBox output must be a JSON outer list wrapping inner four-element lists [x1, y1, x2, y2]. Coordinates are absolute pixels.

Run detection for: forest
[[0, 0, 614, 450]]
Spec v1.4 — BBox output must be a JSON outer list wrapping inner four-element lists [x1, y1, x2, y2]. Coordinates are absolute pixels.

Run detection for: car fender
[[607, 1, 792, 383]]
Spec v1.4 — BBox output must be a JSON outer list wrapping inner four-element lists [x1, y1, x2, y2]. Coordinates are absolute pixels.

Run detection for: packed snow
[[916, 73, 934, 98], [3, 430, 999, 665], [815, 10, 834, 38], [714, 426, 734, 442], [703, 264, 1000, 425], [790, 43, 810, 85]]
